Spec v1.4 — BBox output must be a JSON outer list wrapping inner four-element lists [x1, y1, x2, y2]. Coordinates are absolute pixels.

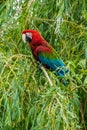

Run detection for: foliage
[[0, 0, 87, 130]]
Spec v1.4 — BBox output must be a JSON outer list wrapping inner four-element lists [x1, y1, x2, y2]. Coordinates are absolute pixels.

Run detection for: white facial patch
[[22, 32, 32, 43], [22, 34, 26, 43], [26, 32, 32, 40]]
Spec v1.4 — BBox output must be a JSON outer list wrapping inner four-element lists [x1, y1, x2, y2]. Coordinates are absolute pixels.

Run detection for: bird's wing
[[36, 46, 68, 76]]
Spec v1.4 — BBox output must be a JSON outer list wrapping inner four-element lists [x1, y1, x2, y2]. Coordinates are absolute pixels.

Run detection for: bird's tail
[[60, 78, 67, 86], [55, 66, 69, 86]]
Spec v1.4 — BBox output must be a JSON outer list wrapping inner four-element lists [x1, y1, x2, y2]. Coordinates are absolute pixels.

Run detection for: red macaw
[[22, 29, 68, 85]]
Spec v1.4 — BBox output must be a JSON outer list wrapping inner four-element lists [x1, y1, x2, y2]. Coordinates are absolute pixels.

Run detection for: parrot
[[22, 29, 68, 85]]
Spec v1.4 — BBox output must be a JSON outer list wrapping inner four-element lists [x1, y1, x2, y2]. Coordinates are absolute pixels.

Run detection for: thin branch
[[39, 65, 53, 86]]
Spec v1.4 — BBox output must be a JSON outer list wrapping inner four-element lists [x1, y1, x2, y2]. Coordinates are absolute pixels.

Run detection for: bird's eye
[[26, 33, 32, 42]]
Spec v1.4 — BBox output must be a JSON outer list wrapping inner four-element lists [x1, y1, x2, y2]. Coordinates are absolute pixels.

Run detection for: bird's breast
[[30, 43, 38, 60]]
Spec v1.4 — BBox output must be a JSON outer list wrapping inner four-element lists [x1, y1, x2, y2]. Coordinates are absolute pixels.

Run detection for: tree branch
[[39, 65, 53, 86]]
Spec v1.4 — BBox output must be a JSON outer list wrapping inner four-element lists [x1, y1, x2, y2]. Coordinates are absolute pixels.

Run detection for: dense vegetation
[[0, 0, 87, 130]]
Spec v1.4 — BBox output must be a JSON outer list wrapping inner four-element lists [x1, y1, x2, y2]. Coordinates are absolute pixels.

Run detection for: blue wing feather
[[38, 55, 68, 76], [36, 45, 68, 85]]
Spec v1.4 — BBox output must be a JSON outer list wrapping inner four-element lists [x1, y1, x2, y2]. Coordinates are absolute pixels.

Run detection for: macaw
[[22, 29, 68, 85]]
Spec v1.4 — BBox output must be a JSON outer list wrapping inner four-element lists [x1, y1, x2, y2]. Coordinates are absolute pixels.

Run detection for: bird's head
[[22, 29, 42, 44]]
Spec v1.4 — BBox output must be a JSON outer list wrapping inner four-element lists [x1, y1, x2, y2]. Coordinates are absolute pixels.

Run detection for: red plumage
[[22, 30, 52, 60]]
